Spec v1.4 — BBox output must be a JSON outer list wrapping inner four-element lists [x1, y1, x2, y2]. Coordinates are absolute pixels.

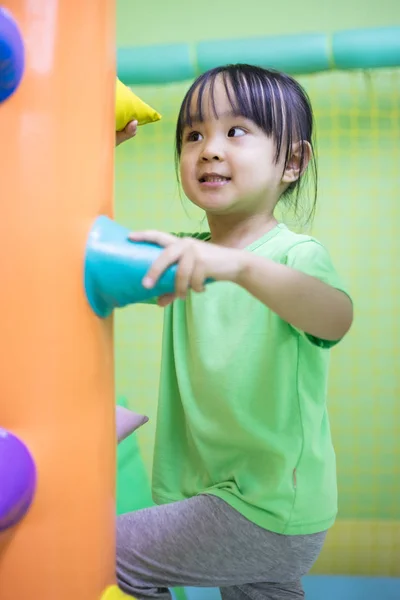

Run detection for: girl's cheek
[[181, 157, 194, 179]]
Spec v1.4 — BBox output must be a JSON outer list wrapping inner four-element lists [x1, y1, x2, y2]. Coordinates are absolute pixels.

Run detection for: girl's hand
[[129, 231, 247, 305], [116, 120, 138, 146]]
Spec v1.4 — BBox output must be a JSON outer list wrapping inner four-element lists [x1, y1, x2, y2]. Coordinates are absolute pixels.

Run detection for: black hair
[[175, 64, 317, 224]]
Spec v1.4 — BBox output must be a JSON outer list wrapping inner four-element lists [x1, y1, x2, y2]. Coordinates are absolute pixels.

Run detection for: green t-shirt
[[151, 223, 350, 535]]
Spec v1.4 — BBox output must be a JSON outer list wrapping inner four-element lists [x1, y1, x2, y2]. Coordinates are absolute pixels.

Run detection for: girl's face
[[179, 77, 287, 217]]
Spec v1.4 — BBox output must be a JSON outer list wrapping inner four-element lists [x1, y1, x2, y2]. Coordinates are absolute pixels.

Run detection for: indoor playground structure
[[0, 2, 399, 600]]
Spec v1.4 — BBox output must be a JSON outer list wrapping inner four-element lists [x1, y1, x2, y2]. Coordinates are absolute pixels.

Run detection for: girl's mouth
[[199, 174, 231, 187]]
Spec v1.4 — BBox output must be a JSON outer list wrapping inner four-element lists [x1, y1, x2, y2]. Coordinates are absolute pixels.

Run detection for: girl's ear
[[282, 141, 312, 184]]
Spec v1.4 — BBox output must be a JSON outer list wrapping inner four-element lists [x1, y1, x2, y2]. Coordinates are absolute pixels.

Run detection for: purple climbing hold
[[0, 428, 36, 531]]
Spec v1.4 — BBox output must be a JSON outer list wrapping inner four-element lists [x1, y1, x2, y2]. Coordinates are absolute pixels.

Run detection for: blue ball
[[0, 7, 25, 104]]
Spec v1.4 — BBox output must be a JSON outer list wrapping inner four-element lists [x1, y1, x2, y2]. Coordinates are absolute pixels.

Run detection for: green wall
[[117, 0, 400, 46]]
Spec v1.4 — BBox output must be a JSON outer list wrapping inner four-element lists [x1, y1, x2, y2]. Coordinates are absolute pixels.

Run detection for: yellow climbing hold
[[101, 584, 136, 600], [115, 77, 161, 131]]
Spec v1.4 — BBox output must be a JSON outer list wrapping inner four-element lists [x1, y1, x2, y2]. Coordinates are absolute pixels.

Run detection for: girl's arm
[[235, 253, 353, 342], [128, 231, 353, 342]]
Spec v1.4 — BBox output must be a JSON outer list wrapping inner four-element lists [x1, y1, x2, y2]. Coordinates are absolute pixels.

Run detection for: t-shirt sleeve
[[284, 240, 352, 349]]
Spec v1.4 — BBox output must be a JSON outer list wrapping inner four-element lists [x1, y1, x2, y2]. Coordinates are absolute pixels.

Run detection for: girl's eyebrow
[[185, 109, 247, 125]]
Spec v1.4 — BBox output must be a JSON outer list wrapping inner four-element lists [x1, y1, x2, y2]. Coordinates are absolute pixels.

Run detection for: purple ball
[[0, 429, 36, 531]]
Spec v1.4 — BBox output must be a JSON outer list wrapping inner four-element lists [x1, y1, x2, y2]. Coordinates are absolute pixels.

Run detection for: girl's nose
[[201, 153, 221, 161], [200, 143, 224, 162], [199, 136, 225, 162]]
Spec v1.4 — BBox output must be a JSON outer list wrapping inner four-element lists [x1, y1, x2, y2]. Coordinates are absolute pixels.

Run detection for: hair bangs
[[177, 66, 292, 164]]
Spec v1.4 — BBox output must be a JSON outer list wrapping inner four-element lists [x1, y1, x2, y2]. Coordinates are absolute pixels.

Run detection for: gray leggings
[[117, 494, 326, 600]]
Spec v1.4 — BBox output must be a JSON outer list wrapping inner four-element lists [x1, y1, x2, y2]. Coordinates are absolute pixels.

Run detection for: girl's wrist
[[233, 250, 253, 287]]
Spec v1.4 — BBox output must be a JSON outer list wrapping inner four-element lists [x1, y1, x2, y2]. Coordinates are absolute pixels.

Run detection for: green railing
[[117, 26, 400, 85]]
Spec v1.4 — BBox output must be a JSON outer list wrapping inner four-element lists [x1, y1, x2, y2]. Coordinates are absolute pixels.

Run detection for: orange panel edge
[[0, 1, 117, 599]]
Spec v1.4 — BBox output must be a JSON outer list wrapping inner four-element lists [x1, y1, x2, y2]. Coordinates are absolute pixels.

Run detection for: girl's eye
[[187, 131, 203, 142], [228, 127, 246, 138]]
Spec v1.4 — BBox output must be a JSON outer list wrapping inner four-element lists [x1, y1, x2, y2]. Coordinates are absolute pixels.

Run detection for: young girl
[[116, 64, 353, 600]]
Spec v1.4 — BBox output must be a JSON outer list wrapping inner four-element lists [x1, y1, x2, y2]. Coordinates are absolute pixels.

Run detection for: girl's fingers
[[115, 121, 138, 146], [142, 244, 183, 288], [130, 234, 201, 295], [157, 293, 176, 307], [127, 120, 138, 136], [129, 231, 177, 247], [191, 261, 206, 293], [175, 250, 195, 298]]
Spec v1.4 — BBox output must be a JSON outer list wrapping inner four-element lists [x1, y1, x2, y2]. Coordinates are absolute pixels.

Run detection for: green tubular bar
[[117, 43, 196, 84], [197, 34, 330, 74], [332, 27, 400, 70], [117, 26, 400, 85]]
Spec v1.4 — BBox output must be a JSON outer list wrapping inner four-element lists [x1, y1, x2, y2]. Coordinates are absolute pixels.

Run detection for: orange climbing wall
[[0, 1, 117, 599]]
